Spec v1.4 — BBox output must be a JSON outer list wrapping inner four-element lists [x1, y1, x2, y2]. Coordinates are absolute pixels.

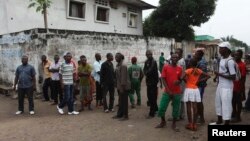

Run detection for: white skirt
[[183, 88, 201, 102]]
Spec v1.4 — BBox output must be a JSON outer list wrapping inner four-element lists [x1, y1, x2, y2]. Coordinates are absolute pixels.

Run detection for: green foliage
[[221, 35, 248, 48], [143, 0, 217, 42], [28, 0, 52, 14]]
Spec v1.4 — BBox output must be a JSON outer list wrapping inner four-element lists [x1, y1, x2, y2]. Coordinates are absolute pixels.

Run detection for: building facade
[[0, 0, 155, 35]]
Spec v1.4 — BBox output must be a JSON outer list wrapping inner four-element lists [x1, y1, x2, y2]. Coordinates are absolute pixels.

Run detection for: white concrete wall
[[0, 29, 172, 87], [0, 0, 143, 35]]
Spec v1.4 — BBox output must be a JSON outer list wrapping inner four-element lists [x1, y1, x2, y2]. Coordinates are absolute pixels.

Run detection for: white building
[[0, 0, 155, 35]]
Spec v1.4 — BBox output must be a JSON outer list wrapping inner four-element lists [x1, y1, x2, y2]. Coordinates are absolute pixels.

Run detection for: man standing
[[57, 52, 79, 115], [212, 42, 236, 125], [92, 53, 103, 107], [194, 50, 208, 124], [155, 54, 182, 131], [100, 53, 115, 113], [112, 53, 131, 120], [128, 57, 144, 108], [39, 55, 52, 101], [143, 50, 159, 118], [175, 48, 186, 120], [14, 55, 36, 115], [232, 49, 246, 122], [49, 55, 63, 105]]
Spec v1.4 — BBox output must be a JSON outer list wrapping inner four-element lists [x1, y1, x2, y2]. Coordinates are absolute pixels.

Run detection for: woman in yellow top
[[181, 59, 210, 131]]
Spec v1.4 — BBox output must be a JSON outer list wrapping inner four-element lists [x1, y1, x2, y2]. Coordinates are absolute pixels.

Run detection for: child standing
[[182, 59, 210, 131]]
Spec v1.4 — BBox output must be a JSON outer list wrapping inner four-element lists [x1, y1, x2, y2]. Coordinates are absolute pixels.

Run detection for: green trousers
[[158, 92, 181, 118], [128, 81, 141, 105]]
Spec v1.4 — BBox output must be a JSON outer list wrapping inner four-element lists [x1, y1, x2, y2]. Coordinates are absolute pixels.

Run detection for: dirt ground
[[0, 76, 250, 141]]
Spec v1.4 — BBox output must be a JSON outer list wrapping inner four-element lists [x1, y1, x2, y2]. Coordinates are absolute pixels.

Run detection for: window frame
[[94, 4, 110, 24], [127, 11, 138, 28], [67, 0, 86, 21]]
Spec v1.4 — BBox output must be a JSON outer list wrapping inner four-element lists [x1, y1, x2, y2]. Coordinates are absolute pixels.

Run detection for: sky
[[142, 0, 250, 46]]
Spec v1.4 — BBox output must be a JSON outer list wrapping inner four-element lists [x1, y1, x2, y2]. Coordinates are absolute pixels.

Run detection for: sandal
[[185, 123, 193, 130], [172, 124, 180, 132], [155, 121, 166, 128]]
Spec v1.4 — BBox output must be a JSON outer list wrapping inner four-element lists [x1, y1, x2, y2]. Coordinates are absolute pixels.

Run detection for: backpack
[[225, 58, 241, 81]]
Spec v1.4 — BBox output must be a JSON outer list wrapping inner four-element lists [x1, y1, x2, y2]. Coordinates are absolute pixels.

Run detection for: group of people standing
[[13, 41, 249, 131]]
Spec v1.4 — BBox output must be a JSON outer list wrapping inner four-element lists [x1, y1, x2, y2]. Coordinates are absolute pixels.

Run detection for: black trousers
[[43, 78, 51, 101], [51, 80, 63, 103], [147, 85, 158, 117], [96, 81, 102, 101], [117, 90, 128, 118], [102, 84, 114, 110], [18, 87, 34, 111]]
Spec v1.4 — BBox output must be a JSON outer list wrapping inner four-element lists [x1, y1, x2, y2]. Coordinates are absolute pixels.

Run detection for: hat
[[218, 42, 232, 50], [63, 52, 70, 56]]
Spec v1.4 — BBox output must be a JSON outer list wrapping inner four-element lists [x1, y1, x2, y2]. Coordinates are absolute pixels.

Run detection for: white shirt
[[49, 62, 62, 81], [218, 57, 236, 88], [92, 60, 103, 82]]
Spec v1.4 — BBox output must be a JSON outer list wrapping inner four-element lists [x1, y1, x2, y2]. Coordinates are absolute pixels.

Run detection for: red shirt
[[161, 64, 182, 94], [233, 61, 246, 92]]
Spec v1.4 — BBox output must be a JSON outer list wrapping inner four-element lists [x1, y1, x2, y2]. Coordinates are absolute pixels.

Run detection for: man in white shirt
[[49, 55, 62, 105], [92, 53, 103, 107], [213, 42, 236, 125]]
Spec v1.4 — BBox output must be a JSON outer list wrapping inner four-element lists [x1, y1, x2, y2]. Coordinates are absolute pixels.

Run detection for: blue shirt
[[16, 64, 36, 88]]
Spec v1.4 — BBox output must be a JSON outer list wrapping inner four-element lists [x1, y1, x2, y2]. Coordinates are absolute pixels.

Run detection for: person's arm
[[198, 72, 211, 83], [140, 67, 144, 82], [13, 71, 18, 91], [215, 60, 236, 80]]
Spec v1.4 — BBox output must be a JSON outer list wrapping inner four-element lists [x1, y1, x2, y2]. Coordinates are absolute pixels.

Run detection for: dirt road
[[0, 77, 249, 141]]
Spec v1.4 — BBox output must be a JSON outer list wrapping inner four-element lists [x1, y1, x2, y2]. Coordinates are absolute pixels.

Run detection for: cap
[[218, 42, 232, 51]]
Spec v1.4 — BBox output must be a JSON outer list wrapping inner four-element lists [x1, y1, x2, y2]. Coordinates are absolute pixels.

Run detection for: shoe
[[68, 111, 79, 115], [119, 117, 129, 121], [15, 111, 23, 115], [112, 115, 122, 119], [185, 123, 193, 130], [57, 105, 64, 114], [104, 109, 109, 113], [155, 121, 166, 128], [109, 109, 115, 112], [29, 111, 35, 115], [209, 121, 223, 125]]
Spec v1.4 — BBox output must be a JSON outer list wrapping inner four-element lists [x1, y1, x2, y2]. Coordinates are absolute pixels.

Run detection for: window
[[128, 12, 138, 28], [95, 6, 110, 23], [67, 0, 86, 20], [95, 0, 108, 6]]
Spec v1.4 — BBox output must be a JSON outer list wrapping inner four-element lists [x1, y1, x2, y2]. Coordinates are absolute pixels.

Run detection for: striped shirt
[[59, 62, 75, 85]]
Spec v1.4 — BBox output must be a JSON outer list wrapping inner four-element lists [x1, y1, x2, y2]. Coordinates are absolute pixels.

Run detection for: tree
[[28, 0, 52, 29], [221, 35, 248, 49], [143, 0, 217, 42]]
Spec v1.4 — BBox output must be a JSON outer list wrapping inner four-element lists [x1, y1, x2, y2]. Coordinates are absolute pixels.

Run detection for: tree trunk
[[43, 4, 48, 30]]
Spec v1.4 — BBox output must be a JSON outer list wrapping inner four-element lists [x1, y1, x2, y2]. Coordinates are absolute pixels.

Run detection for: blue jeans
[[59, 85, 74, 112]]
